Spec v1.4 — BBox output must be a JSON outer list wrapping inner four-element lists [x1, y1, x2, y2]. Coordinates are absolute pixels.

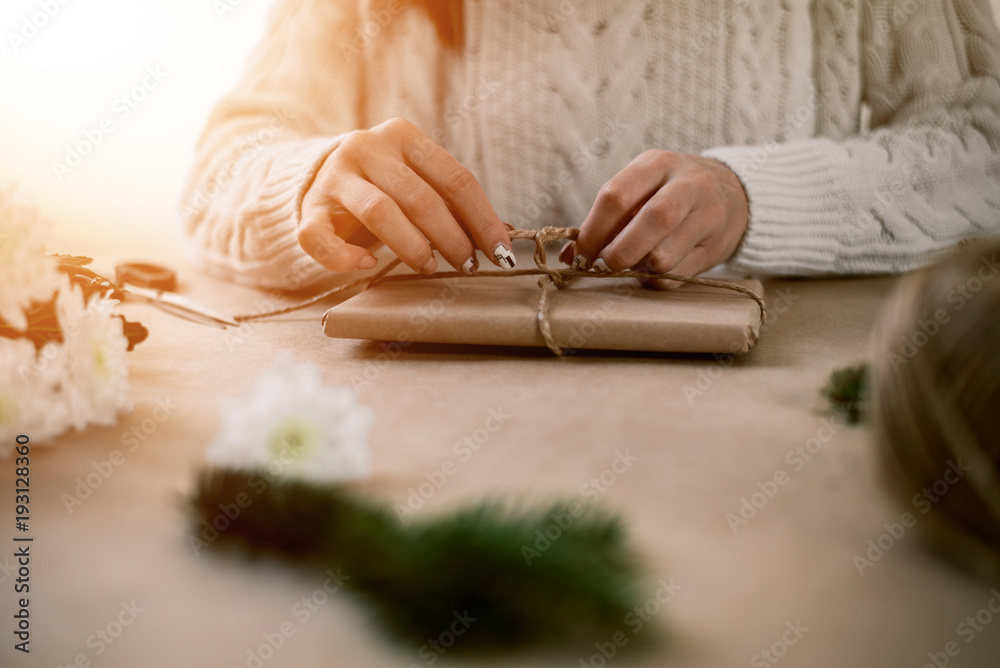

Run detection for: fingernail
[[419, 257, 438, 275], [493, 243, 516, 270], [356, 255, 378, 270], [592, 257, 611, 273], [559, 241, 574, 264], [460, 256, 476, 275], [571, 254, 590, 271]]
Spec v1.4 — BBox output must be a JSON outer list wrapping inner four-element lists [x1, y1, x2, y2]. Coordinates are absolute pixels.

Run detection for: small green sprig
[[189, 468, 646, 652], [822, 364, 869, 424]]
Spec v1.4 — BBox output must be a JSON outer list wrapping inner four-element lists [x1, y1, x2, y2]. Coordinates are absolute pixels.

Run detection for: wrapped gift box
[[322, 274, 763, 354]]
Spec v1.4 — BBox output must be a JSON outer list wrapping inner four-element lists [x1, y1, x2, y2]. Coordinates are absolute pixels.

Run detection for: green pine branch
[[822, 364, 869, 424], [189, 468, 646, 652]]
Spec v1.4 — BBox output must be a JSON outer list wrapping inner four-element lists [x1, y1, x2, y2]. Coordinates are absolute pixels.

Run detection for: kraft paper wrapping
[[322, 275, 764, 353]]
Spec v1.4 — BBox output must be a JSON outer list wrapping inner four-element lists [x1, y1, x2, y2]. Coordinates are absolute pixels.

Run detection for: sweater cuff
[[184, 135, 347, 291], [703, 139, 870, 276]]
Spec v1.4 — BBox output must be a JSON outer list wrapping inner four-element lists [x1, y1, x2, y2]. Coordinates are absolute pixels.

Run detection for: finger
[[559, 240, 575, 266], [297, 208, 378, 272], [634, 214, 713, 288], [366, 160, 476, 273], [643, 245, 712, 290], [597, 178, 697, 272], [340, 177, 438, 275], [403, 136, 513, 268], [574, 150, 671, 267], [302, 148, 382, 261]]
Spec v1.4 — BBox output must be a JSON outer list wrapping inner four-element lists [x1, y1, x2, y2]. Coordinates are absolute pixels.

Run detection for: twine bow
[[236, 226, 766, 355]]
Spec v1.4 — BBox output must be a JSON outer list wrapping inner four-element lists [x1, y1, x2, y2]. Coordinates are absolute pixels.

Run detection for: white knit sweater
[[180, 0, 1000, 290]]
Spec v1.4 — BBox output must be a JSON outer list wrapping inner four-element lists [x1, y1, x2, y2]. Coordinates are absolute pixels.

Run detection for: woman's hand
[[298, 117, 515, 275], [560, 150, 749, 288]]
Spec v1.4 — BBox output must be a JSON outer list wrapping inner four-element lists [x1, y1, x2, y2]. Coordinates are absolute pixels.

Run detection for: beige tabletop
[[3, 252, 999, 668]]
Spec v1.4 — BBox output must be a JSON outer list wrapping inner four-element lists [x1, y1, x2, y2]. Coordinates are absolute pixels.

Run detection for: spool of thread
[[870, 238, 1000, 580]]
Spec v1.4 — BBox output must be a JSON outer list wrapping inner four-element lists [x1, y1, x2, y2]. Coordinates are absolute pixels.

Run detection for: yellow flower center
[[267, 413, 319, 465], [0, 392, 19, 428], [91, 336, 109, 379]]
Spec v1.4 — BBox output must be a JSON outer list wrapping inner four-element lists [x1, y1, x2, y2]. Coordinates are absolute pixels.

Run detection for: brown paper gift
[[322, 274, 764, 354]]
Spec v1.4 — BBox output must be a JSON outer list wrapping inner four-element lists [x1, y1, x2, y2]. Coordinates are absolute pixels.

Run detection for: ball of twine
[[870, 238, 1000, 580]]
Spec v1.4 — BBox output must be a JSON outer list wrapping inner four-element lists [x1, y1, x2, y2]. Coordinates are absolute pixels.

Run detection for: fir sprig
[[822, 364, 869, 424], [190, 468, 645, 651]]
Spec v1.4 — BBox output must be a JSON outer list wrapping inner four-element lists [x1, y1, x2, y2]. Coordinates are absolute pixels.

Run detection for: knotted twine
[[235, 227, 766, 355]]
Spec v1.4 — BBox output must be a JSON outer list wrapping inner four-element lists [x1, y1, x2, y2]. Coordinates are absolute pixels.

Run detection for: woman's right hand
[[298, 117, 515, 275]]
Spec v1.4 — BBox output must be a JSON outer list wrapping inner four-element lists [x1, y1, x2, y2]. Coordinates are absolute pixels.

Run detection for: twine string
[[235, 226, 766, 355]]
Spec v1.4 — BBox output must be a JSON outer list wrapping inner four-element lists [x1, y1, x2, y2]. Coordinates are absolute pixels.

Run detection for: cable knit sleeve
[[704, 0, 1000, 275], [179, 0, 362, 290]]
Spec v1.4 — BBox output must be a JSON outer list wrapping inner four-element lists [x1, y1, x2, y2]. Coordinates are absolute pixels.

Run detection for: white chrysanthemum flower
[[0, 337, 71, 451], [206, 358, 373, 482], [0, 337, 39, 447], [55, 278, 132, 430], [26, 340, 74, 442], [0, 183, 62, 331]]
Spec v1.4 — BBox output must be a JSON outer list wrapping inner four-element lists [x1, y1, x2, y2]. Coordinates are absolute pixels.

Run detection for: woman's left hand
[[560, 150, 749, 288]]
